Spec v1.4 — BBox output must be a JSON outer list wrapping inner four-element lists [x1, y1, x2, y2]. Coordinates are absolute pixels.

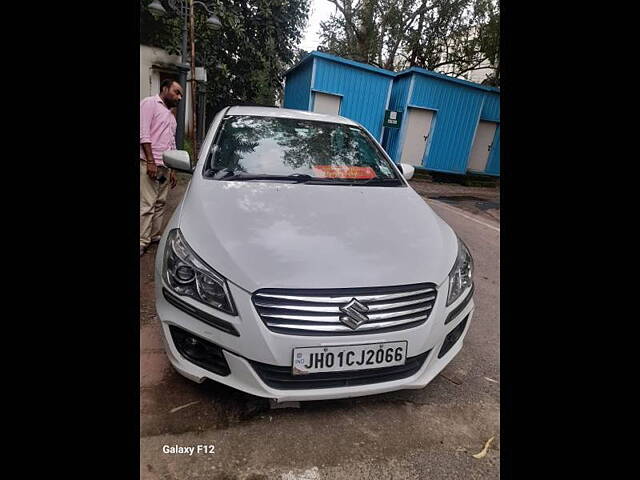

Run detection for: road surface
[[140, 180, 500, 479]]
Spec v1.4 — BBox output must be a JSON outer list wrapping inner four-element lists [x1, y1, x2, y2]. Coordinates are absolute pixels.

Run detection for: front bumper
[[155, 258, 474, 402]]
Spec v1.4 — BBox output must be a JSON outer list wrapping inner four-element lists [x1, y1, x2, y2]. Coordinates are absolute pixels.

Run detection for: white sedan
[[155, 106, 474, 402]]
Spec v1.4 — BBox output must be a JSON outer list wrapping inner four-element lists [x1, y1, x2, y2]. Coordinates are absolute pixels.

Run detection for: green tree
[[318, 0, 499, 84], [140, 0, 310, 114]]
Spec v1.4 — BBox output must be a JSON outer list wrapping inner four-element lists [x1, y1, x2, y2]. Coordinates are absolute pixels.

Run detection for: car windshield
[[204, 115, 403, 185]]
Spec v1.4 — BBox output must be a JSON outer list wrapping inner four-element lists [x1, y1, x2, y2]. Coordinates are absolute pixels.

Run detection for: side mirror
[[397, 163, 415, 181], [162, 150, 193, 173]]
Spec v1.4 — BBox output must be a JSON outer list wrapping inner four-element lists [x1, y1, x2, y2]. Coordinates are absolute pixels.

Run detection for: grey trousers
[[140, 159, 170, 248]]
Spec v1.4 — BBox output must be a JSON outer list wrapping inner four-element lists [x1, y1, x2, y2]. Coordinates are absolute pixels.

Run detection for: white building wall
[[436, 56, 495, 85], [464, 59, 495, 84], [140, 44, 193, 133]]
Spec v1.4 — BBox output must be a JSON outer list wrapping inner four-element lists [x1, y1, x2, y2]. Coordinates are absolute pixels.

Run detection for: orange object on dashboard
[[312, 165, 376, 179]]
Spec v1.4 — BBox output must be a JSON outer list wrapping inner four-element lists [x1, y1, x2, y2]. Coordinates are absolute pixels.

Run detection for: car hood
[[178, 179, 458, 292]]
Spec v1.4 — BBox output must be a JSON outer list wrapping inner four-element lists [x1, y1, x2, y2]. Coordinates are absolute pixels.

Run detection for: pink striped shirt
[[140, 95, 177, 166]]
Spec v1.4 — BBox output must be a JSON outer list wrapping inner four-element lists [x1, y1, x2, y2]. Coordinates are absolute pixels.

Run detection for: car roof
[[225, 106, 360, 127]]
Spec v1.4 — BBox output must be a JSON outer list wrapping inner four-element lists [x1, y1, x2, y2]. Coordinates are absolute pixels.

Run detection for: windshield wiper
[[348, 177, 403, 186], [219, 173, 315, 183], [211, 172, 401, 185], [301, 177, 404, 186]]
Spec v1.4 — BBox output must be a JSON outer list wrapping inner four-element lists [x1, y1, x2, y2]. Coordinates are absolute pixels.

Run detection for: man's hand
[[170, 170, 177, 189], [147, 162, 158, 180]]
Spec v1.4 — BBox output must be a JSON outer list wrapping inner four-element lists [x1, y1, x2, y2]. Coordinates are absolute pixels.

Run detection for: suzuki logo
[[339, 298, 370, 330]]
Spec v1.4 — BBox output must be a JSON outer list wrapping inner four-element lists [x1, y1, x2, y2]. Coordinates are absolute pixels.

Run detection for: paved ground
[[140, 177, 500, 479], [409, 178, 500, 224]]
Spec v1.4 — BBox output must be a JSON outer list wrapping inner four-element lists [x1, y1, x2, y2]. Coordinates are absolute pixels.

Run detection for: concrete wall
[[140, 44, 193, 133]]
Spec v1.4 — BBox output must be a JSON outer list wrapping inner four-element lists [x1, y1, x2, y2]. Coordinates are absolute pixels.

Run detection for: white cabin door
[[313, 92, 341, 115], [468, 121, 498, 172], [400, 107, 434, 167]]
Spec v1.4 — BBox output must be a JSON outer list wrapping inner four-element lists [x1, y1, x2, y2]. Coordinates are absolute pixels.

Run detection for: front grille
[[253, 283, 438, 335], [250, 350, 431, 389]]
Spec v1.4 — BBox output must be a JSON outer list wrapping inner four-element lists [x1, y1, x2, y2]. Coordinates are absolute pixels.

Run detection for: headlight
[[446, 236, 474, 306], [163, 229, 236, 315]]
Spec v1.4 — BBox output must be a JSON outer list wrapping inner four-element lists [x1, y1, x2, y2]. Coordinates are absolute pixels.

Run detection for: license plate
[[292, 341, 407, 375]]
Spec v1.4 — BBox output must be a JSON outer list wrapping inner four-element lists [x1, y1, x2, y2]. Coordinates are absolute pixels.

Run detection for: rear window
[[205, 115, 401, 183]]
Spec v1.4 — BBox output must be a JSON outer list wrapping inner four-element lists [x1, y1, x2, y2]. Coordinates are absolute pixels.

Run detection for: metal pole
[[198, 49, 208, 150], [175, 5, 189, 150], [189, 0, 198, 160], [198, 87, 206, 147]]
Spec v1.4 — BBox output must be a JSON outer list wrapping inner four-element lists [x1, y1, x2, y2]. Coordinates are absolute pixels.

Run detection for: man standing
[[140, 79, 183, 256]]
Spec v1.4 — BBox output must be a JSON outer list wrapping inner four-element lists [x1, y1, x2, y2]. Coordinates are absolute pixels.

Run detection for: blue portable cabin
[[385, 67, 500, 176], [283, 51, 394, 143], [283, 51, 500, 176]]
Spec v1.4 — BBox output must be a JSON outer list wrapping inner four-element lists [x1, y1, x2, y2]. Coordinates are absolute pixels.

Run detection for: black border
[[23, 1, 141, 475], [21, 0, 612, 475]]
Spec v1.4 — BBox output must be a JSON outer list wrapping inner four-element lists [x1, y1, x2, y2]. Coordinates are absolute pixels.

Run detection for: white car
[[155, 106, 474, 402]]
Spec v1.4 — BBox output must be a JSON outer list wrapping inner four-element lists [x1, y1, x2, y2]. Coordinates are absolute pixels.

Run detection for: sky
[[300, 0, 336, 52]]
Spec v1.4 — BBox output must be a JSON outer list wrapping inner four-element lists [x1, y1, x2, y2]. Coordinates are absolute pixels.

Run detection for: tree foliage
[[140, 0, 310, 114], [318, 0, 499, 84]]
